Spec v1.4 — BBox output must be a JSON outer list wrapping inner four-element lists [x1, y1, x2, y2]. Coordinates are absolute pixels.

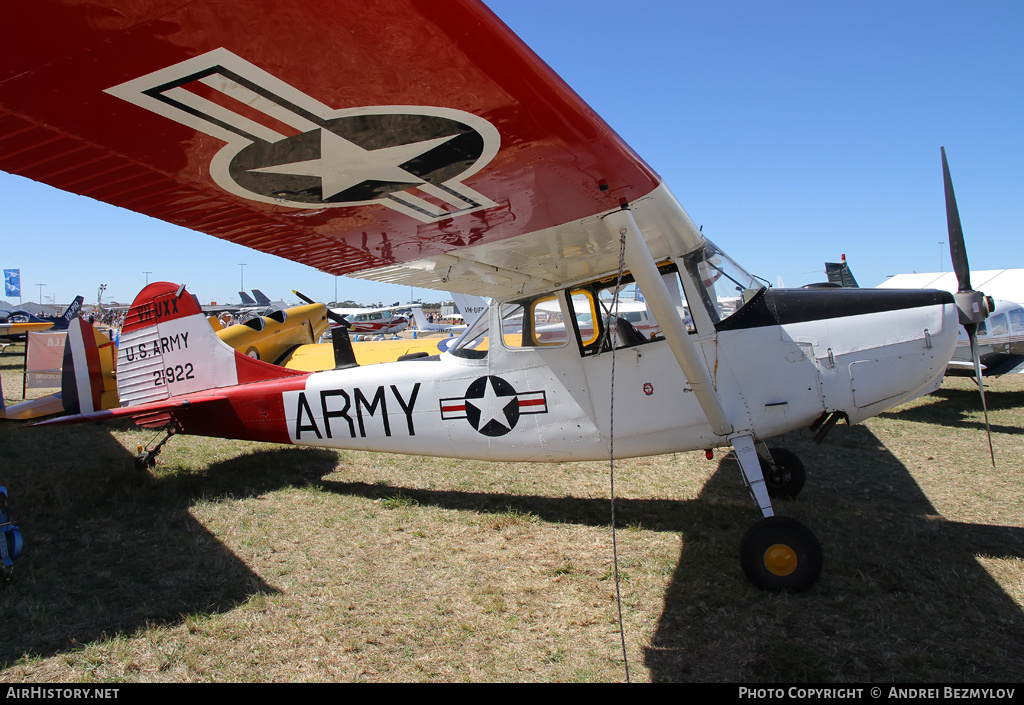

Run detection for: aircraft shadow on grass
[[317, 425, 1024, 682], [643, 426, 1024, 682], [0, 422, 337, 665], [3, 418, 1022, 680], [880, 386, 1024, 436]]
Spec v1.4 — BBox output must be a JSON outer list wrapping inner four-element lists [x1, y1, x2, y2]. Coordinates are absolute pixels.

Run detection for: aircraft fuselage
[[166, 285, 957, 461]]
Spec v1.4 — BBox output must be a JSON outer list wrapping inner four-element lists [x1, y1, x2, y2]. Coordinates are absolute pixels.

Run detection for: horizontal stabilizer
[[32, 393, 227, 428]]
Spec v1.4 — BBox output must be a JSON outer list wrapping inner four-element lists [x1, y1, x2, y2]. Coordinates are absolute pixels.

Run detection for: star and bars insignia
[[440, 375, 548, 437], [105, 48, 500, 223]]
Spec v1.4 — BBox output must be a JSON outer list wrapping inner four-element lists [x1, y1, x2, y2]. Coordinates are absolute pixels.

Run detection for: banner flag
[[3, 269, 20, 297]]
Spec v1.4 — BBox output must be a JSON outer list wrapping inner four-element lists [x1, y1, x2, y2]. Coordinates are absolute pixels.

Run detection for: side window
[[569, 290, 600, 347], [503, 295, 575, 349], [500, 302, 525, 348], [572, 265, 694, 356], [1009, 308, 1024, 334], [530, 295, 569, 346], [989, 313, 1008, 337]]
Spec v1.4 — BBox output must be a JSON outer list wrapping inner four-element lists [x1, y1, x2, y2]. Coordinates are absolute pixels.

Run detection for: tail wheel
[[761, 447, 806, 499], [740, 516, 822, 591]]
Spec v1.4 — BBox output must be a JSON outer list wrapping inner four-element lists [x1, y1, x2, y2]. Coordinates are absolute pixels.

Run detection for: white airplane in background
[[328, 304, 409, 335], [3, 0, 997, 592], [409, 292, 505, 334], [826, 257, 1024, 377], [947, 301, 1024, 376], [408, 304, 468, 333], [451, 292, 488, 327]]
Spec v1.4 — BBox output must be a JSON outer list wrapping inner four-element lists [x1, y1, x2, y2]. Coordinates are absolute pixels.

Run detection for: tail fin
[[61, 317, 117, 415], [239, 291, 257, 306], [451, 292, 487, 324], [408, 305, 431, 330], [50, 295, 84, 330], [117, 282, 301, 407], [251, 289, 272, 306], [824, 255, 859, 288]]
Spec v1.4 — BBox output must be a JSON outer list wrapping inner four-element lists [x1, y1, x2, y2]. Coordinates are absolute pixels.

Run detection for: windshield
[[682, 239, 765, 323], [448, 301, 496, 358]]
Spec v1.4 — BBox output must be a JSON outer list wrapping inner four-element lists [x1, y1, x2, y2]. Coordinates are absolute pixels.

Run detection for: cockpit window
[[446, 261, 705, 359], [682, 239, 765, 324]]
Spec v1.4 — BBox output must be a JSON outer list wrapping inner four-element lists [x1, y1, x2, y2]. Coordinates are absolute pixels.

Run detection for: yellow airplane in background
[[209, 302, 329, 364], [2, 293, 445, 420], [1, 318, 118, 420], [210, 297, 448, 368]]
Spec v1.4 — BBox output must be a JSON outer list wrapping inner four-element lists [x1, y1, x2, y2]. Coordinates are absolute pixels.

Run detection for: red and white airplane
[[328, 305, 410, 336], [1, 0, 991, 591]]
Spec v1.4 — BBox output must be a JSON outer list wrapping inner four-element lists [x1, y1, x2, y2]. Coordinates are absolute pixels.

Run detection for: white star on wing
[[249, 129, 459, 199]]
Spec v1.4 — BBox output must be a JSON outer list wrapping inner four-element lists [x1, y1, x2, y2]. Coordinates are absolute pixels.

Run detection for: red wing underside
[[0, 0, 666, 295]]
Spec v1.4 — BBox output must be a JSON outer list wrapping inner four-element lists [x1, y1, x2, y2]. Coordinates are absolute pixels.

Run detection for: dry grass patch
[[1, 346, 1022, 681]]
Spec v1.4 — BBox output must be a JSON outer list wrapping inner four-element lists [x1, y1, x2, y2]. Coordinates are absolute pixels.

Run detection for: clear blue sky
[[2, 0, 1022, 308]]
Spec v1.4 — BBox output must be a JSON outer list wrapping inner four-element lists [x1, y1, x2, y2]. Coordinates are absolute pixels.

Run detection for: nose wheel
[[740, 515, 822, 591], [732, 437, 822, 590]]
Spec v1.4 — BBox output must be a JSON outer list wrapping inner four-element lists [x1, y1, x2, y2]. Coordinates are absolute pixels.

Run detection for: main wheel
[[740, 516, 822, 591], [760, 447, 806, 499]]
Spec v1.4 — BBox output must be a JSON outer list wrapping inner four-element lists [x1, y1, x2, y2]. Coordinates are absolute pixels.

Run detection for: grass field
[[1, 342, 1022, 682]]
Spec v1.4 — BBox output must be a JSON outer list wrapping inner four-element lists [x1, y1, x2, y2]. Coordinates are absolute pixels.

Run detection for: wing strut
[[607, 208, 781, 520], [605, 207, 732, 437]]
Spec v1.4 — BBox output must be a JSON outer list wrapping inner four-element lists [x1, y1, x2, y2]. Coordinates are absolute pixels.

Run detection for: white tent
[[878, 269, 1024, 305]]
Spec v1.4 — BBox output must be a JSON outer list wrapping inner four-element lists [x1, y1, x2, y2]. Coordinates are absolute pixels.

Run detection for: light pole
[[36, 283, 45, 304], [239, 263, 247, 292], [143, 271, 152, 285], [938, 242, 945, 273]]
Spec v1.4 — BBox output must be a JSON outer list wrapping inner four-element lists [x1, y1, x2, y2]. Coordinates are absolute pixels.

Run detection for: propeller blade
[[942, 146, 972, 294], [966, 324, 997, 468], [293, 290, 350, 328], [942, 149, 992, 328]]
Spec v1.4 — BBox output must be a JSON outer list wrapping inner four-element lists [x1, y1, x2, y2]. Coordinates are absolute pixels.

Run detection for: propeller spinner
[[941, 147, 996, 467]]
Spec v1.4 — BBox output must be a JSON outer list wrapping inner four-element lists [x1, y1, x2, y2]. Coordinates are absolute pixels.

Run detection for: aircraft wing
[[0, 321, 53, 336], [0, 0, 704, 298]]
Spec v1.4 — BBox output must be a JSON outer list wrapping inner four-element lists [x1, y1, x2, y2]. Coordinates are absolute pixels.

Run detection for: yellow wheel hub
[[763, 543, 798, 576]]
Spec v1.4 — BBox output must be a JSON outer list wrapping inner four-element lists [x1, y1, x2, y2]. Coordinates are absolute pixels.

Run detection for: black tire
[[760, 447, 806, 499], [740, 515, 822, 591]]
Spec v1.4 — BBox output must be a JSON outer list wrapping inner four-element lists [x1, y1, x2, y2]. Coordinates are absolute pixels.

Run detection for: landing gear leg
[[755, 442, 806, 499], [732, 435, 822, 591], [135, 427, 176, 471]]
